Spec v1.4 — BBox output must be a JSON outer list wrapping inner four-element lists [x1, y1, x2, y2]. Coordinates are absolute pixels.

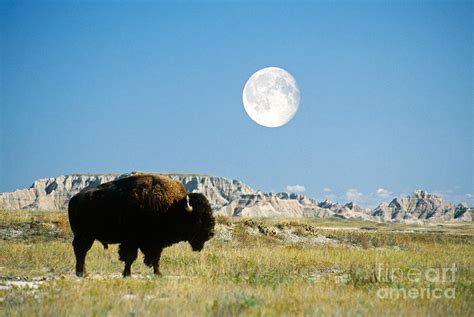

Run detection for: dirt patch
[[216, 220, 342, 246], [215, 224, 233, 242], [0, 220, 67, 242], [0, 276, 53, 291]]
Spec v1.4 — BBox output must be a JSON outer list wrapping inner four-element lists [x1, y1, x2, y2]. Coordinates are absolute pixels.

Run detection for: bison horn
[[185, 195, 193, 212]]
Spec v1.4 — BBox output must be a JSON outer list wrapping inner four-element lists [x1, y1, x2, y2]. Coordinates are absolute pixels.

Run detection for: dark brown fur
[[68, 174, 215, 277]]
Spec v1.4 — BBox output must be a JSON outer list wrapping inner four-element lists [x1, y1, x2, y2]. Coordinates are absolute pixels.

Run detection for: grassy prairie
[[0, 211, 473, 316]]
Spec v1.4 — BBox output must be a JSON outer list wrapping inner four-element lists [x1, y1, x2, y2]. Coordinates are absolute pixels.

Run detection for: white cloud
[[286, 184, 306, 193], [346, 189, 363, 201], [466, 193, 473, 198], [375, 188, 393, 199], [323, 187, 332, 192]]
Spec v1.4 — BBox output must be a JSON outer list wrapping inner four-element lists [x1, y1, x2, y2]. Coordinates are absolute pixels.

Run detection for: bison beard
[[68, 174, 215, 277]]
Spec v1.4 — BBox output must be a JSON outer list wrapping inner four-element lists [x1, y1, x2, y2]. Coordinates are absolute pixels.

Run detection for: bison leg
[[72, 236, 94, 277], [118, 244, 138, 277], [141, 247, 163, 275]]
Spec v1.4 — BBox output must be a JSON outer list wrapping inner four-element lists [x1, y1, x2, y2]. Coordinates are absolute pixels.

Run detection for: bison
[[68, 174, 215, 277]]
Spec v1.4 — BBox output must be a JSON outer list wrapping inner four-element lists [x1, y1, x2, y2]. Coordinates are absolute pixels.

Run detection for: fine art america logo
[[376, 263, 457, 300]]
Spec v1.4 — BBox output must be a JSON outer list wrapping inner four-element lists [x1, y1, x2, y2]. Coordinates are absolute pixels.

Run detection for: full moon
[[242, 67, 300, 128]]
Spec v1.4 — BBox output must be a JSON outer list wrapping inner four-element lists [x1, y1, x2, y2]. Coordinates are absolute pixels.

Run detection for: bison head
[[183, 193, 215, 251]]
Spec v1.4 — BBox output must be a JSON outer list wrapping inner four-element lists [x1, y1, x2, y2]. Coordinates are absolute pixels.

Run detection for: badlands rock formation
[[0, 173, 471, 222], [0, 173, 370, 220], [371, 190, 472, 222], [0, 174, 123, 210]]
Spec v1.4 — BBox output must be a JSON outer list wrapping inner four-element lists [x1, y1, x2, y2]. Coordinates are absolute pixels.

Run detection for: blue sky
[[1, 0, 472, 207]]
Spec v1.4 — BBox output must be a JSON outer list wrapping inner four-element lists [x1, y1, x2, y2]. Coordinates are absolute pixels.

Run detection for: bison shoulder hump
[[127, 174, 187, 212]]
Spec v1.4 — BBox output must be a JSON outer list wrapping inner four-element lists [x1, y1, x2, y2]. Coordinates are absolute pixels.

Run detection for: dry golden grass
[[0, 211, 473, 316]]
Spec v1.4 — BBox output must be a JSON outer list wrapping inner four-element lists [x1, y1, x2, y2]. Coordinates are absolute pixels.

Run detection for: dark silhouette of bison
[[68, 174, 215, 277]]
